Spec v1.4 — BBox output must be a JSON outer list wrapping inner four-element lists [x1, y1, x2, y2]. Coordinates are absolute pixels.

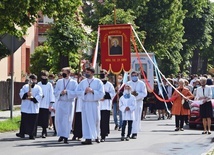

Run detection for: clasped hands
[[125, 106, 130, 111], [131, 91, 138, 96], [61, 89, 67, 96], [85, 87, 94, 94]]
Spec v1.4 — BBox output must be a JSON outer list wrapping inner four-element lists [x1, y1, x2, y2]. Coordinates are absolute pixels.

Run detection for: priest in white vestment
[[54, 67, 78, 144], [127, 71, 147, 139], [76, 67, 105, 145]]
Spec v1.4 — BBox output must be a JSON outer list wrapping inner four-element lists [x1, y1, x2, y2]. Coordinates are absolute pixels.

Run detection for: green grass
[[0, 116, 21, 132]]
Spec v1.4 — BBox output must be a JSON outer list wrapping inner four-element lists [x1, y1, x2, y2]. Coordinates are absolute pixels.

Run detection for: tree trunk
[[201, 57, 208, 74], [191, 49, 199, 74]]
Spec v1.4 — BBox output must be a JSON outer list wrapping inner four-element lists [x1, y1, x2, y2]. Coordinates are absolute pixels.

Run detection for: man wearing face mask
[[127, 71, 147, 139], [54, 67, 78, 144], [16, 74, 43, 140], [99, 70, 116, 142], [76, 67, 105, 145], [48, 73, 56, 88], [37, 70, 55, 138]]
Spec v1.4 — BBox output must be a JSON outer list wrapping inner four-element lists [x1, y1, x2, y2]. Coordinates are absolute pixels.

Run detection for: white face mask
[[124, 90, 130, 94], [118, 79, 122, 83]]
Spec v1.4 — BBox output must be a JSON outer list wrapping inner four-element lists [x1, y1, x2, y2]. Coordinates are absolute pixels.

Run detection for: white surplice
[[20, 84, 43, 114], [76, 77, 105, 139], [38, 82, 55, 109], [99, 81, 115, 111], [127, 80, 147, 134], [54, 78, 78, 138], [119, 95, 136, 120]]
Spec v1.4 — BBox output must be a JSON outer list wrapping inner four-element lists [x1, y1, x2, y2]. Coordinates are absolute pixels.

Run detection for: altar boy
[[119, 84, 136, 141]]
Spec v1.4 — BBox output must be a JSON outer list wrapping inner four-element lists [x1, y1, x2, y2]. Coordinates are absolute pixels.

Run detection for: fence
[[0, 81, 25, 110]]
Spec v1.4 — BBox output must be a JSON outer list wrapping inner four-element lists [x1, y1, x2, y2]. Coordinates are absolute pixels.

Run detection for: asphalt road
[[0, 114, 213, 155]]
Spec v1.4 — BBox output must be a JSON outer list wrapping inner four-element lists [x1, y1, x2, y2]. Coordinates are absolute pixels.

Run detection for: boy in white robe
[[37, 70, 55, 138], [99, 70, 116, 142], [76, 67, 105, 145], [127, 71, 147, 139], [16, 74, 43, 140], [119, 84, 136, 141], [54, 67, 78, 144]]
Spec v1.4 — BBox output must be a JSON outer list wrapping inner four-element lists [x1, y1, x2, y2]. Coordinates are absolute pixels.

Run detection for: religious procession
[[15, 65, 214, 145], [14, 23, 214, 146]]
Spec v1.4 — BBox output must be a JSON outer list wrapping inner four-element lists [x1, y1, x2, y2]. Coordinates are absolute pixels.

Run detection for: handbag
[[183, 100, 190, 109]]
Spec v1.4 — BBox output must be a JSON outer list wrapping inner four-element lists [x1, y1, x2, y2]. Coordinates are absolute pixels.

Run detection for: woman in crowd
[[195, 77, 213, 134], [171, 79, 194, 131]]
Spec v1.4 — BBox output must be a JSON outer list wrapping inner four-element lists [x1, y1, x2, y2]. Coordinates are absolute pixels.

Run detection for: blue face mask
[[85, 73, 91, 78], [124, 94, 130, 99], [131, 76, 138, 82]]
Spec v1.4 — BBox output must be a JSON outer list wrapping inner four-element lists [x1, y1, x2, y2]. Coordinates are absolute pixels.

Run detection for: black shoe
[[16, 133, 25, 138], [42, 134, 46, 138], [208, 131, 211, 135], [126, 137, 130, 141], [131, 135, 137, 139], [58, 137, 64, 142], [81, 139, 92, 145], [114, 124, 118, 130], [158, 117, 161, 120], [29, 136, 35, 140], [118, 127, 121, 131], [121, 136, 125, 141], [71, 136, 76, 141], [131, 134, 137, 139], [64, 138, 69, 144], [175, 128, 179, 131], [202, 131, 207, 134], [95, 138, 100, 143], [101, 138, 105, 142]]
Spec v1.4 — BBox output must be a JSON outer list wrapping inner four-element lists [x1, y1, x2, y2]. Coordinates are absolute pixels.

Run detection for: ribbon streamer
[[92, 26, 100, 68], [131, 26, 191, 102]]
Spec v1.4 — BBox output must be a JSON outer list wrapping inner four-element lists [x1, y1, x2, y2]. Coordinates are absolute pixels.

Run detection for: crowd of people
[[143, 74, 213, 133], [15, 67, 214, 144]]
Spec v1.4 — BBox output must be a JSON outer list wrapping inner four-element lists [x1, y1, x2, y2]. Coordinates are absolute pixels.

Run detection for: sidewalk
[[0, 105, 21, 121]]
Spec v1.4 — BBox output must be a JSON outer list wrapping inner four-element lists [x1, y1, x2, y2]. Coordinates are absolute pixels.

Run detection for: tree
[[139, 0, 185, 76], [0, 0, 81, 59], [0, 0, 81, 36], [46, 14, 88, 72], [30, 45, 52, 79], [200, 2, 214, 74], [181, 0, 212, 74]]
